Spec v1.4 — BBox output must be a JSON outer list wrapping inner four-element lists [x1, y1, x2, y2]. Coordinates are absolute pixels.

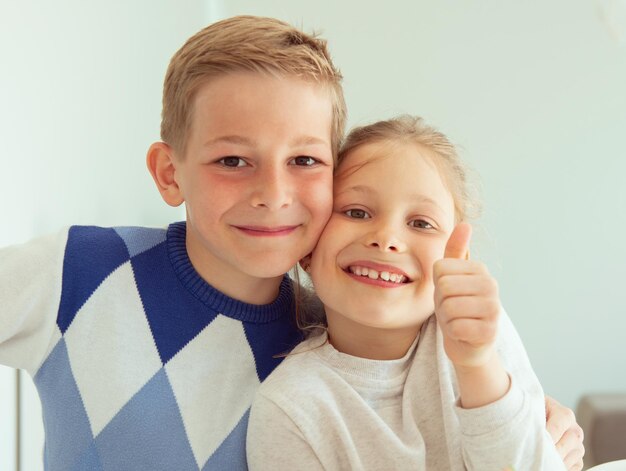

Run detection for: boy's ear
[[299, 254, 312, 273], [146, 142, 184, 207]]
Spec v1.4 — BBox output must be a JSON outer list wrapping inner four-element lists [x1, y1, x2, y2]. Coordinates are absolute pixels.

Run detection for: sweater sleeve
[[454, 309, 566, 471], [247, 392, 325, 471], [0, 229, 68, 374]]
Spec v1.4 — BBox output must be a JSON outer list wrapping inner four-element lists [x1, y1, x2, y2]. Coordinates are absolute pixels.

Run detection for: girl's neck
[[326, 314, 422, 360]]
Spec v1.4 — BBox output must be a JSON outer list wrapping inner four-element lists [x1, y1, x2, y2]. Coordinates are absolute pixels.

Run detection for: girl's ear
[[299, 254, 312, 273]]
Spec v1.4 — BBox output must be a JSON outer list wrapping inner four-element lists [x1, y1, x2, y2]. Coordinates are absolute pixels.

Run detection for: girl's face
[[309, 141, 456, 332]]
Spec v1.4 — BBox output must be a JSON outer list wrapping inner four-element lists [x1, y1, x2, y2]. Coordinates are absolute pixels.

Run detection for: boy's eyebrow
[[291, 136, 329, 147], [337, 185, 446, 210], [203, 135, 329, 148], [204, 135, 255, 147]]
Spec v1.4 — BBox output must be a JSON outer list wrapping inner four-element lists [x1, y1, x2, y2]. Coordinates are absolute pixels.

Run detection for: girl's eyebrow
[[334, 184, 375, 197]]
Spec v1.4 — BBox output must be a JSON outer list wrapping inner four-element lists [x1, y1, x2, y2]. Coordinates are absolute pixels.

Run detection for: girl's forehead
[[335, 141, 440, 183]]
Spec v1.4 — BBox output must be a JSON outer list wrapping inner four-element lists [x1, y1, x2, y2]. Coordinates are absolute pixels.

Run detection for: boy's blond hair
[[338, 115, 479, 223], [161, 15, 346, 160]]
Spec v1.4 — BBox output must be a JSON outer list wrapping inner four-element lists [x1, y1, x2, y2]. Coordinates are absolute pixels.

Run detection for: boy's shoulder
[[64, 224, 169, 258], [52, 223, 177, 331]]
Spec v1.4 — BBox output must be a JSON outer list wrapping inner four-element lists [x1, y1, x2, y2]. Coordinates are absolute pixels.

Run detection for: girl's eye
[[290, 156, 318, 166], [409, 219, 434, 229], [345, 209, 371, 219], [218, 156, 247, 168]]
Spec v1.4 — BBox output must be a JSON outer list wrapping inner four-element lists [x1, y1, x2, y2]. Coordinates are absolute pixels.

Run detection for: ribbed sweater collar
[[166, 221, 294, 324], [309, 332, 420, 382]]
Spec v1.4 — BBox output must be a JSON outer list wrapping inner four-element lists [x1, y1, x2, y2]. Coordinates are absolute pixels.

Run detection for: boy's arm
[[545, 396, 585, 470], [0, 230, 67, 374], [247, 393, 324, 471]]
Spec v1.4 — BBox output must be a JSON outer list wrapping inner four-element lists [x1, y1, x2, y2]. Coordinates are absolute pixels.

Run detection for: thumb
[[444, 222, 472, 259]]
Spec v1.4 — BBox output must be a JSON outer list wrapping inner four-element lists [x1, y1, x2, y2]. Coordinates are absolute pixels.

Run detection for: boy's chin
[[244, 262, 296, 280]]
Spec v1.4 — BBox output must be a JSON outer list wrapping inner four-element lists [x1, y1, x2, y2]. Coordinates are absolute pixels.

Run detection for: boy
[[0, 15, 583, 470]]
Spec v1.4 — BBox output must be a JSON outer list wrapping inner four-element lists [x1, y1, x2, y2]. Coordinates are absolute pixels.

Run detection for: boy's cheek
[[306, 182, 334, 220]]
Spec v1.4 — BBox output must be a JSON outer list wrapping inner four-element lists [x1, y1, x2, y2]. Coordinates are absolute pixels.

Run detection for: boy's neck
[[326, 312, 422, 360], [185, 233, 284, 306]]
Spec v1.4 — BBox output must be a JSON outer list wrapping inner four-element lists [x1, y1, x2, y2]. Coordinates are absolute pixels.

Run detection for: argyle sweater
[[0, 222, 303, 470]]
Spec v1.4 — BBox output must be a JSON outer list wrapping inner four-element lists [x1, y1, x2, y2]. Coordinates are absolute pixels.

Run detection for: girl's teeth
[[348, 266, 407, 284]]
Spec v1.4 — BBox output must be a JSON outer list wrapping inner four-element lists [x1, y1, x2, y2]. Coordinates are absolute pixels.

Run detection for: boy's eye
[[218, 156, 247, 167], [290, 156, 318, 166], [345, 209, 371, 219], [409, 219, 434, 229]]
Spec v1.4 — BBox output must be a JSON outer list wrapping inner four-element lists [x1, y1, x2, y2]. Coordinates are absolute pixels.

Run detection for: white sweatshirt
[[247, 311, 565, 471]]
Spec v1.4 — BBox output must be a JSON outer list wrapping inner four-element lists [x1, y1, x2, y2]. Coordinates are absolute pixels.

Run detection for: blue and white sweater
[[0, 222, 303, 470]]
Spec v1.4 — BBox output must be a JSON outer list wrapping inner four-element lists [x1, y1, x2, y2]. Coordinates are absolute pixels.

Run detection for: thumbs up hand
[[434, 223, 501, 369]]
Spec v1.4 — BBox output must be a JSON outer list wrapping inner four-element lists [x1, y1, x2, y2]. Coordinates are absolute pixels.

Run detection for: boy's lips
[[341, 260, 412, 287], [233, 225, 300, 237]]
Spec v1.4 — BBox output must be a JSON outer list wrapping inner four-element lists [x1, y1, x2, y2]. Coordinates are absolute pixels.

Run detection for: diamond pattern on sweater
[[64, 261, 162, 436], [131, 243, 219, 364], [26, 223, 301, 470], [95, 369, 198, 471], [114, 226, 166, 258], [202, 409, 250, 470], [166, 314, 260, 468], [57, 227, 130, 333], [243, 314, 300, 381], [34, 338, 94, 470]]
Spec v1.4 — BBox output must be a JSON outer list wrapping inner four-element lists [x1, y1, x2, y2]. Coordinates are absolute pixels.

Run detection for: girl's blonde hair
[[161, 15, 346, 160]]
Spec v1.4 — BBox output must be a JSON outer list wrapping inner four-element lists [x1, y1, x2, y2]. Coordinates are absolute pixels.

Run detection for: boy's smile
[[157, 72, 335, 304], [309, 141, 456, 358]]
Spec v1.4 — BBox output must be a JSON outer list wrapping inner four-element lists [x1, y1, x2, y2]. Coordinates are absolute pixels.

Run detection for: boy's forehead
[[189, 72, 334, 140]]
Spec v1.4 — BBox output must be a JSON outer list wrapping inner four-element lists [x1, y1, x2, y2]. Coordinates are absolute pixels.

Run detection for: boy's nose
[[250, 166, 293, 210], [365, 223, 406, 253]]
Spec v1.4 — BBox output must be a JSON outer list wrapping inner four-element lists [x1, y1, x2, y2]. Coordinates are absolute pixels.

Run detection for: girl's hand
[[434, 223, 501, 369]]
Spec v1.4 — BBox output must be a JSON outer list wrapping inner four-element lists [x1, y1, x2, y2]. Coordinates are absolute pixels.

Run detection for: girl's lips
[[233, 225, 299, 237]]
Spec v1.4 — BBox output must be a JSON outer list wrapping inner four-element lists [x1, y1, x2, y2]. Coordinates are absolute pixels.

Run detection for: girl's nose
[[365, 222, 406, 252]]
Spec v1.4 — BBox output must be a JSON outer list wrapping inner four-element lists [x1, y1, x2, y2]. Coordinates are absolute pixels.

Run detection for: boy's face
[[173, 73, 334, 300], [309, 141, 455, 332]]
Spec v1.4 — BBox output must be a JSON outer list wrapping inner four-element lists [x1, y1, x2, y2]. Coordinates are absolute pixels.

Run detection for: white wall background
[[1, 0, 625, 469]]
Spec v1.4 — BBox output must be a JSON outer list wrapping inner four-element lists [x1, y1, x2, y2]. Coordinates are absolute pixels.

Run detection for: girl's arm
[[434, 223, 509, 408], [247, 393, 325, 471], [434, 224, 566, 469]]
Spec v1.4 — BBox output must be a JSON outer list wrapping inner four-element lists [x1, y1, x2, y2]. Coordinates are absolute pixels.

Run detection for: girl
[[247, 115, 567, 470]]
